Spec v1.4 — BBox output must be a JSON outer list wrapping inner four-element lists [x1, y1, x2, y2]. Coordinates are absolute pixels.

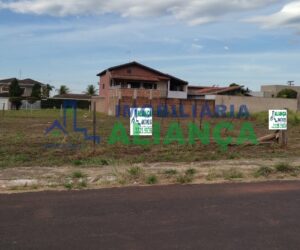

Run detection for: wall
[[115, 97, 214, 117], [0, 98, 10, 110], [261, 85, 300, 98], [215, 95, 298, 113]]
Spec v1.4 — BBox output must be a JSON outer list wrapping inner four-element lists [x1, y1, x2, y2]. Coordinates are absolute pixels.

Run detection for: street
[[1, 181, 300, 249]]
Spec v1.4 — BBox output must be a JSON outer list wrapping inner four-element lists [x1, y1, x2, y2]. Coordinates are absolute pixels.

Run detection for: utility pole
[[287, 81, 294, 86]]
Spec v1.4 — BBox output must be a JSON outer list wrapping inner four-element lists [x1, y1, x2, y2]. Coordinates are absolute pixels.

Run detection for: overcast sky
[[1, 0, 300, 92]]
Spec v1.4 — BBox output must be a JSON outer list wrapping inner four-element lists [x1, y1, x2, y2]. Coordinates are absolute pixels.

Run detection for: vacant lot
[[0, 109, 300, 191]]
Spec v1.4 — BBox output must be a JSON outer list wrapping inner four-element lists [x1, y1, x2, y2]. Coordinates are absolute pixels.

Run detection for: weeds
[[163, 169, 178, 176], [176, 174, 193, 184], [127, 167, 143, 179], [206, 170, 221, 181], [72, 171, 84, 179], [254, 166, 273, 178], [223, 168, 243, 180], [275, 163, 295, 173], [146, 175, 158, 184], [185, 168, 196, 176]]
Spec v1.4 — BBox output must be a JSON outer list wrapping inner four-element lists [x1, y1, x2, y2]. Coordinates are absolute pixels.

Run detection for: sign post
[[130, 108, 152, 136], [269, 109, 288, 147]]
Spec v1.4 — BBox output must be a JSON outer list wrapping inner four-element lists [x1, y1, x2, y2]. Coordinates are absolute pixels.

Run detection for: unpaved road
[[1, 181, 300, 250]]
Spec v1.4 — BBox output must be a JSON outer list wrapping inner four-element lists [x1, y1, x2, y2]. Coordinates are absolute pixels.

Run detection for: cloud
[[0, 0, 277, 25], [248, 1, 300, 30]]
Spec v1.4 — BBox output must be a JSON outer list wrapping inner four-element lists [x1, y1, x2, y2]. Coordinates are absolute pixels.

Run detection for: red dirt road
[[1, 181, 300, 249]]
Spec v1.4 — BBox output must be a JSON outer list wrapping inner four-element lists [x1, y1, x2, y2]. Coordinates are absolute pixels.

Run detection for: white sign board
[[130, 108, 152, 136], [269, 110, 287, 130]]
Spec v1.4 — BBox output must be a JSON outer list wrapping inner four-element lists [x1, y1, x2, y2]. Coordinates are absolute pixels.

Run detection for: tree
[[29, 83, 41, 104], [277, 89, 298, 99], [85, 84, 98, 96], [9, 78, 24, 110], [58, 85, 70, 95], [41, 84, 54, 98], [229, 83, 250, 96]]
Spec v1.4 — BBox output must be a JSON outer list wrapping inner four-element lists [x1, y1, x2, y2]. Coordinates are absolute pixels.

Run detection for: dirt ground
[[1, 109, 300, 193], [1, 157, 300, 193]]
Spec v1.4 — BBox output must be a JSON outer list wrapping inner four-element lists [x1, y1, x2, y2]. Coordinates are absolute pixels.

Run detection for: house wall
[[110, 65, 169, 81], [0, 98, 10, 110], [261, 85, 300, 98], [215, 95, 298, 113], [95, 95, 214, 117]]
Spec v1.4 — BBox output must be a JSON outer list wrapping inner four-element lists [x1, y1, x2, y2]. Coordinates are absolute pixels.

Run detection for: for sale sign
[[130, 108, 152, 136], [269, 110, 287, 130]]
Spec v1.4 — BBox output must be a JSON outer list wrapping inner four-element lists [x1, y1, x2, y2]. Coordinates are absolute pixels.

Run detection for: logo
[[269, 110, 287, 130], [130, 108, 152, 136], [44, 100, 100, 148]]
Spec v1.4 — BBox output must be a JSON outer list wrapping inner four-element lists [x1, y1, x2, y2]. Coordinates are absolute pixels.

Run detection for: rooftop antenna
[[18, 69, 22, 79], [287, 80, 294, 86]]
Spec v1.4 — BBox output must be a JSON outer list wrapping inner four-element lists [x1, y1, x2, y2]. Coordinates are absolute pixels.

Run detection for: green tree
[[277, 89, 298, 99], [9, 78, 24, 110], [29, 83, 41, 104], [85, 84, 97, 96], [58, 85, 70, 95], [229, 83, 250, 96], [41, 84, 54, 98]]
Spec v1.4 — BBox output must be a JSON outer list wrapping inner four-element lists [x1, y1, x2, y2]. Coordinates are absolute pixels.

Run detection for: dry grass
[[0, 109, 300, 169]]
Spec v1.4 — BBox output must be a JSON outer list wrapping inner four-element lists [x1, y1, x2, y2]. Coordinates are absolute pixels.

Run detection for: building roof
[[0, 78, 46, 86], [188, 85, 243, 96], [97, 61, 188, 85], [52, 94, 93, 100]]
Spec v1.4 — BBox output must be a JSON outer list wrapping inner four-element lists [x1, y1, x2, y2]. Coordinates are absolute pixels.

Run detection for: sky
[[1, 0, 300, 93]]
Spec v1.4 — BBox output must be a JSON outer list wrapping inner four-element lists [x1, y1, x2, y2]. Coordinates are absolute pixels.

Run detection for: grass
[[72, 171, 84, 179], [185, 168, 196, 176], [146, 175, 158, 184], [275, 163, 295, 173], [127, 167, 143, 180], [206, 169, 222, 181], [163, 169, 178, 176], [64, 181, 73, 190], [1, 109, 300, 168], [176, 174, 193, 184], [223, 168, 243, 180], [254, 166, 273, 178]]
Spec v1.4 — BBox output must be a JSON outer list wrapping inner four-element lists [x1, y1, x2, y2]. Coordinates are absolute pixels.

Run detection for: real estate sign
[[130, 108, 152, 136], [269, 110, 287, 130]]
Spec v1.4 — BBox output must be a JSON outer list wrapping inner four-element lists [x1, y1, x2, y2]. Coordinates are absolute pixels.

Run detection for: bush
[[275, 163, 295, 173], [254, 166, 273, 178], [163, 169, 178, 176], [127, 167, 143, 179], [146, 175, 158, 184], [185, 168, 196, 176], [176, 174, 193, 184], [277, 89, 298, 99], [223, 168, 243, 180], [72, 171, 84, 178]]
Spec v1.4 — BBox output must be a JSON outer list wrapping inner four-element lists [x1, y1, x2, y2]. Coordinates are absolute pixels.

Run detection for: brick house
[[95, 61, 188, 115]]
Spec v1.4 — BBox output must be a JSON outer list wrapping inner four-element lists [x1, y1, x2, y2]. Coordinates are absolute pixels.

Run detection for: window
[[143, 83, 153, 89], [127, 68, 132, 74], [129, 82, 141, 89]]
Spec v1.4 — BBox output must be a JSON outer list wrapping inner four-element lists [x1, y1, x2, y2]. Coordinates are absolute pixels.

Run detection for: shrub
[[277, 89, 298, 99], [72, 171, 84, 179], [185, 168, 196, 176], [275, 163, 295, 173], [163, 169, 178, 176], [176, 174, 193, 184], [146, 175, 158, 184], [254, 166, 273, 178], [127, 167, 143, 179], [223, 168, 243, 180]]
